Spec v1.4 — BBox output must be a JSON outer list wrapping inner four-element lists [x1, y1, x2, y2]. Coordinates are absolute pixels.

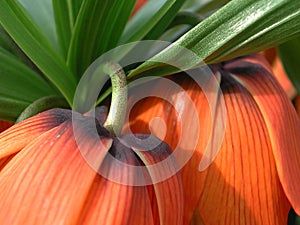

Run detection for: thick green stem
[[16, 95, 69, 123], [103, 62, 127, 137]]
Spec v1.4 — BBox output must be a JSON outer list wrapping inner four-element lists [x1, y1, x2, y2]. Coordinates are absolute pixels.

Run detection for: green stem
[[16, 95, 69, 123], [103, 62, 127, 137]]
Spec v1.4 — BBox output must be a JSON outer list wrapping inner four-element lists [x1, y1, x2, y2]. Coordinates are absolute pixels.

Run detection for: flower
[[261, 48, 297, 99], [126, 54, 300, 224], [0, 108, 183, 225]]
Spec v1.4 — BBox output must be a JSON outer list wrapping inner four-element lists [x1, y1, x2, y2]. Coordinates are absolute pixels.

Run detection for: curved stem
[[103, 62, 127, 137], [16, 95, 69, 123]]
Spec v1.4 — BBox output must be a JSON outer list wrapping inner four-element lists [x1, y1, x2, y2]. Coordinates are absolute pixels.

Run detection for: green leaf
[[0, 0, 77, 106], [195, 0, 230, 15], [181, 0, 206, 10], [0, 47, 58, 121], [0, 97, 29, 122], [0, 26, 19, 56], [0, 25, 42, 69], [167, 11, 203, 28], [71, 0, 83, 17], [18, 0, 58, 49], [184, 0, 300, 63], [182, 0, 230, 15], [52, 0, 83, 58], [128, 0, 300, 78], [120, 0, 186, 43], [158, 11, 203, 42], [278, 36, 300, 94], [67, 0, 135, 78]]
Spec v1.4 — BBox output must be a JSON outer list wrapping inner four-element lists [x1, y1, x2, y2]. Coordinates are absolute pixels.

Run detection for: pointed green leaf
[[0, 25, 42, 69], [0, 48, 58, 101], [18, 0, 58, 49], [182, 0, 300, 63], [0, 26, 19, 56], [0, 47, 58, 121], [168, 11, 203, 28], [278, 36, 300, 94], [52, 0, 83, 58], [67, 0, 136, 78], [182, 0, 230, 15], [128, 0, 300, 78], [0, 0, 77, 106], [70, 0, 83, 18], [0, 97, 29, 122], [120, 0, 186, 43]]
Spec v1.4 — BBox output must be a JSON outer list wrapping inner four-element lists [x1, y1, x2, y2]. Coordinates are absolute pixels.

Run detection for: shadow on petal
[[78, 137, 155, 225], [0, 120, 13, 133]]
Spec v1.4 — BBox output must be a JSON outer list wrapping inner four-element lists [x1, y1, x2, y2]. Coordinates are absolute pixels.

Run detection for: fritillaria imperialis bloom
[[261, 48, 296, 99], [0, 108, 184, 225], [127, 54, 300, 225]]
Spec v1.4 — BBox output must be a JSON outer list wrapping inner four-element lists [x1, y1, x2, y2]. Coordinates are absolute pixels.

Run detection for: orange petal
[[78, 136, 155, 225], [226, 55, 300, 215], [0, 108, 72, 159], [260, 48, 277, 65], [260, 49, 296, 99], [272, 56, 296, 99], [197, 73, 290, 225], [124, 75, 222, 224], [0, 152, 17, 170], [0, 118, 112, 225], [129, 133, 184, 225]]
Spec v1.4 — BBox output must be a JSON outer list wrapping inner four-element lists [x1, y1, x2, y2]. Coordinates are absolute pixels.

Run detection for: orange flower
[[260, 48, 297, 99], [127, 54, 300, 224], [0, 108, 183, 225]]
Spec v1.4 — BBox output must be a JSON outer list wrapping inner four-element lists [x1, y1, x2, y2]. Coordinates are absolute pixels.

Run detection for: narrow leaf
[[67, 0, 135, 78], [52, 0, 83, 58], [18, 0, 58, 50], [120, 0, 186, 44], [183, 0, 300, 63], [0, 97, 29, 122], [277, 36, 300, 94], [182, 0, 230, 15], [0, 47, 58, 121], [71, 0, 83, 18], [52, 0, 73, 58], [0, 26, 18, 56], [128, 0, 300, 78], [0, 1, 77, 106], [0, 25, 43, 70], [144, 0, 186, 40]]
